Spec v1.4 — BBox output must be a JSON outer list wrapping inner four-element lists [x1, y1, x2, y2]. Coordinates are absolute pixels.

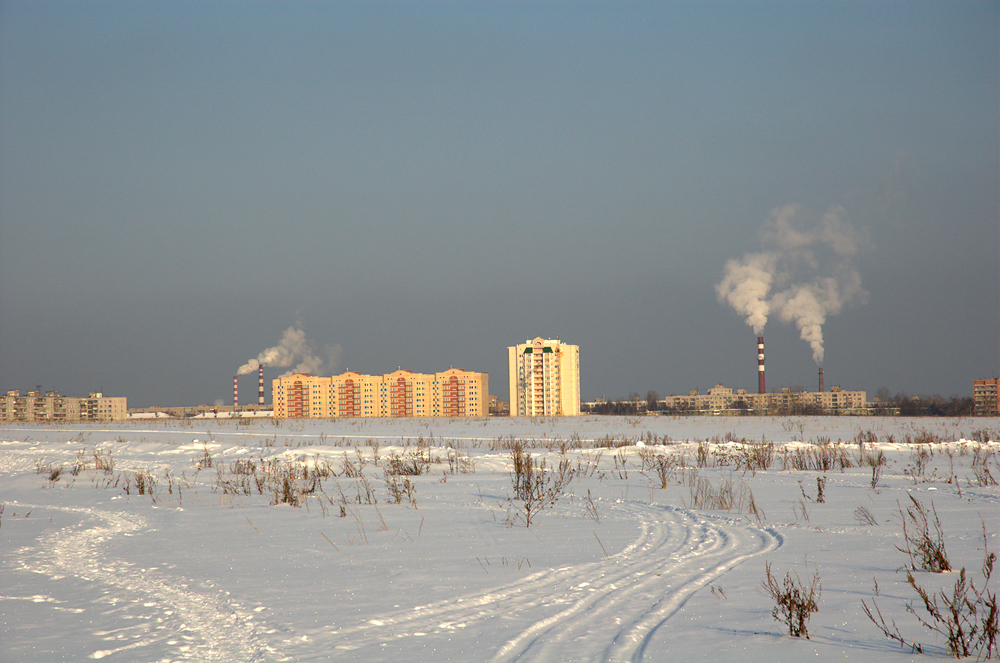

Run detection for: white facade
[[508, 337, 581, 416]]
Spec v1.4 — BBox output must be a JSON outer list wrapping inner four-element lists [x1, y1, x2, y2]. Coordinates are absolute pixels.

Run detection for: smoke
[[238, 327, 342, 378], [716, 204, 868, 364], [716, 252, 775, 335]]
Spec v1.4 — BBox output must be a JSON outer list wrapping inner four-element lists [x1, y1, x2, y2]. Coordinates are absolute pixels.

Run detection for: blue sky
[[1, 1, 997, 407]]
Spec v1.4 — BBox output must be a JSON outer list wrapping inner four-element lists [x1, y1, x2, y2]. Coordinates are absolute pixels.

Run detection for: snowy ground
[[2, 415, 998, 662]]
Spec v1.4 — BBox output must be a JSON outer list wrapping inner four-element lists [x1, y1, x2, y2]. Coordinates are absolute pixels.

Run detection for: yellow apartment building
[[508, 337, 581, 416], [272, 368, 488, 418]]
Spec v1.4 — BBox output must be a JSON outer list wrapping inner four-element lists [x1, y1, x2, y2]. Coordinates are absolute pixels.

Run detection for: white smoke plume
[[716, 204, 868, 364], [238, 327, 342, 378], [716, 252, 775, 335]]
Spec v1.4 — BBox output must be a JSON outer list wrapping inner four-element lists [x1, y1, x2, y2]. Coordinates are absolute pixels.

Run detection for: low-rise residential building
[[272, 368, 488, 419], [655, 384, 868, 415], [974, 378, 999, 416], [0, 390, 127, 422]]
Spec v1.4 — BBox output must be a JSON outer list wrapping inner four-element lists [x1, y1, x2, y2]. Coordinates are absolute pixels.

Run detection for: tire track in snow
[[492, 504, 779, 663], [314, 502, 778, 662], [11, 503, 271, 662], [603, 518, 780, 663]]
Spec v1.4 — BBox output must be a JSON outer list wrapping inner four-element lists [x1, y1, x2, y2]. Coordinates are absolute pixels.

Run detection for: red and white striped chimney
[[757, 336, 765, 394], [233, 376, 239, 409], [258, 365, 265, 405]]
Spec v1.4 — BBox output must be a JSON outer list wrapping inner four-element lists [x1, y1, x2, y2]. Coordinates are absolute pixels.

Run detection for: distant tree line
[[582, 391, 647, 416], [875, 388, 974, 417], [585, 400, 642, 416]]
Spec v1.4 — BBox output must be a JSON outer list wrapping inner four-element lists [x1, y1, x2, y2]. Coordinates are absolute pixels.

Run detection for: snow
[[1, 416, 998, 662]]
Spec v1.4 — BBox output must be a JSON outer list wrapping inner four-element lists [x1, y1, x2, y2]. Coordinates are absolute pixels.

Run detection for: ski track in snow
[[308, 503, 779, 662], [10, 503, 271, 662]]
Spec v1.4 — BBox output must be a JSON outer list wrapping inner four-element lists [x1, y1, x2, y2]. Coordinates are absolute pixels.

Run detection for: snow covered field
[[2, 416, 998, 662]]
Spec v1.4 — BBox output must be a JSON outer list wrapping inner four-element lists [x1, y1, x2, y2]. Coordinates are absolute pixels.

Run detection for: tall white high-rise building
[[508, 337, 580, 416]]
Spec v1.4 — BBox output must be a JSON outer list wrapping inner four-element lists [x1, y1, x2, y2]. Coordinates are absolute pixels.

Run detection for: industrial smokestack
[[758, 336, 765, 394], [233, 376, 239, 409], [258, 365, 264, 405], [818, 367, 824, 393]]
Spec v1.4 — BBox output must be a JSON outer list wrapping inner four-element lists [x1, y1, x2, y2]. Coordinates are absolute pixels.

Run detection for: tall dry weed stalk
[[864, 523, 998, 658], [760, 562, 821, 638], [509, 442, 575, 527], [896, 495, 950, 573]]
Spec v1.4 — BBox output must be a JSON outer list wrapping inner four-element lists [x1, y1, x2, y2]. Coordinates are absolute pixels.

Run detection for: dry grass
[[684, 471, 764, 525], [508, 442, 575, 527], [781, 444, 853, 472], [896, 494, 950, 573], [760, 562, 821, 638], [864, 523, 998, 658], [853, 505, 879, 526]]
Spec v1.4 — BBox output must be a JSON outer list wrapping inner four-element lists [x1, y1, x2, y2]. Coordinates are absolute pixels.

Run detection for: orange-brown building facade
[[273, 368, 488, 419]]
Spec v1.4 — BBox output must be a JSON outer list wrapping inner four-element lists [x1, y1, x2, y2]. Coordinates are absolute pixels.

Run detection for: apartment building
[[656, 384, 867, 415], [508, 337, 581, 416], [0, 390, 128, 422], [810, 386, 867, 412], [974, 378, 999, 416], [272, 368, 489, 419]]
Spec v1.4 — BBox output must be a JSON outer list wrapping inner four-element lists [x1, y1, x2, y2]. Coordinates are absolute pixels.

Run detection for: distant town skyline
[[1, 1, 996, 408]]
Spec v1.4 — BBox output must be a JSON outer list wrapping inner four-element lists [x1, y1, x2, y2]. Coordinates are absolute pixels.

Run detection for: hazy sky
[[1, 1, 997, 408]]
